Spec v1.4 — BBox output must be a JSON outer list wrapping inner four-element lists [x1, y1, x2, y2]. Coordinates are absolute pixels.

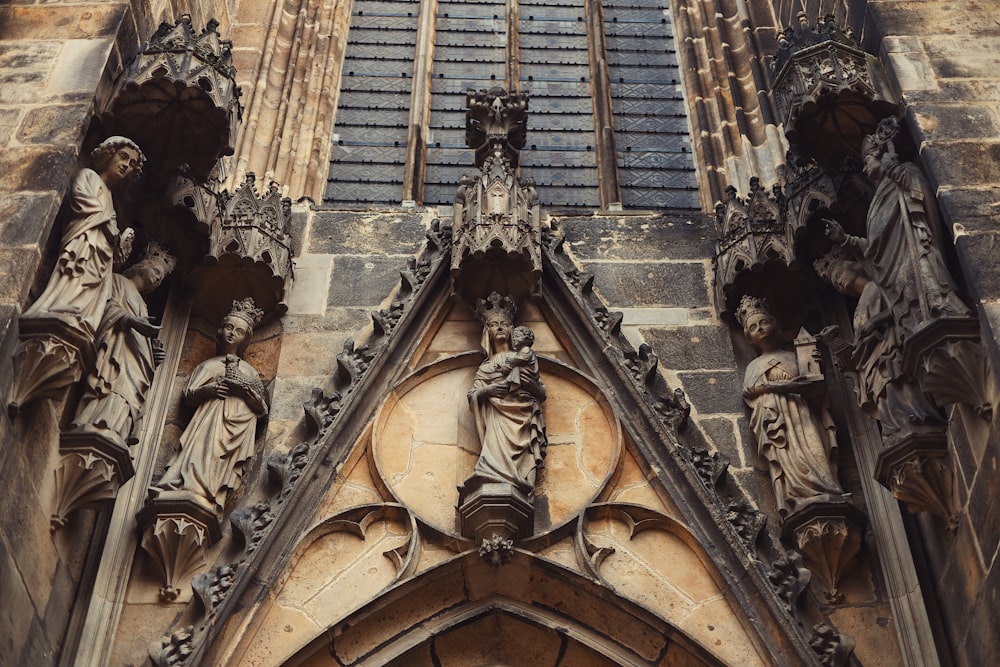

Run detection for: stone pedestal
[[783, 500, 866, 604], [51, 429, 135, 530], [875, 432, 955, 529], [138, 494, 223, 601], [457, 478, 533, 545]]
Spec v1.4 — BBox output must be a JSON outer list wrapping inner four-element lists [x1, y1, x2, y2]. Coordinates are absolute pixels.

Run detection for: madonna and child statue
[[458, 292, 548, 549]]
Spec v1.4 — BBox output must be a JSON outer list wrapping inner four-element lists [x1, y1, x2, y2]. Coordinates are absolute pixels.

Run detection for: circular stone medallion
[[371, 354, 621, 539]]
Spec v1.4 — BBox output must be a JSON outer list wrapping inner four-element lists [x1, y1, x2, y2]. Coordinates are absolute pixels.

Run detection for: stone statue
[[464, 293, 547, 498], [814, 252, 945, 444], [69, 242, 177, 446], [737, 296, 847, 519], [21, 136, 144, 338], [152, 298, 267, 514], [823, 117, 969, 339]]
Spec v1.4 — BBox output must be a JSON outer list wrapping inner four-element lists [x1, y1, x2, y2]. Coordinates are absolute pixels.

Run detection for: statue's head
[[218, 297, 263, 355], [814, 250, 869, 298], [91, 136, 146, 185], [475, 292, 516, 355], [510, 325, 534, 351], [861, 117, 900, 180], [123, 242, 177, 294], [735, 295, 778, 349]]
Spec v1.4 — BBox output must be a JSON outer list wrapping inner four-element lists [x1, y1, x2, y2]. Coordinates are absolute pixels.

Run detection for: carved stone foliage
[[810, 622, 856, 667], [768, 551, 812, 615], [189, 173, 293, 324], [103, 14, 242, 179], [771, 13, 897, 168], [452, 88, 541, 307]]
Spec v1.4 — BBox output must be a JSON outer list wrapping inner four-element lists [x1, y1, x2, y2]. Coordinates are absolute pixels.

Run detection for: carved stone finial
[[479, 534, 515, 567], [452, 89, 541, 306]]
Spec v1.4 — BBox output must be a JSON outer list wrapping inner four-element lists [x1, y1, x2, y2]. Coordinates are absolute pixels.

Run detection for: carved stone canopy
[[102, 14, 242, 180], [452, 89, 541, 307], [771, 14, 897, 168], [190, 173, 293, 324], [713, 178, 816, 324]]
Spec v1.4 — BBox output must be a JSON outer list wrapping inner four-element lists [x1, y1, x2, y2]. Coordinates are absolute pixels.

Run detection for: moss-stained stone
[[586, 261, 709, 308], [639, 325, 737, 370]]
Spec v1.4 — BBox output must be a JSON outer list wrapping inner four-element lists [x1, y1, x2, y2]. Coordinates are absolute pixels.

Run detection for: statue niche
[[139, 297, 268, 601], [737, 296, 848, 519], [737, 296, 863, 602], [52, 243, 177, 529], [458, 292, 547, 561], [9, 137, 145, 416], [151, 297, 268, 515]]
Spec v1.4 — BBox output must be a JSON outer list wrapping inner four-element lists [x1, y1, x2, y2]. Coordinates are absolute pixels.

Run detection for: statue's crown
[[141, 241, 177, 273], [474, 291, 516, 324], [734, 295, 770, 327], [227, 297, 264, 330]]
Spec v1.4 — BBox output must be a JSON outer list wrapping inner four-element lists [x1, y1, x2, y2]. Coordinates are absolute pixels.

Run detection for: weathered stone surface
[[0, 108, 20, 146], [0, 535, 34, 666], [309, 211, 428, 255], [0, 245, 41, 305], [0, 42, 61, 104], [967, 445, 1000, 568], [908, 104, 1000, 145], [561, 214, 717, 260], [587, 261, 709, 308], [955, 232, 1000, 303], [678, 370, 744, 414], [938, 187, 1000, 234], [0, 191, 60, 247], [326, 256, 411, 307], [16, 104, 91, 146], [923, 36, 1000, 80], [921, 141, 1000, 189], [0, 146, 75, 195], [639, 325, 738, 370], [0, 6, 124, 41]]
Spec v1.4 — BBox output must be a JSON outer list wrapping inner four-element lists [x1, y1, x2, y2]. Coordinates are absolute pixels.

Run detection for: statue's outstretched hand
[[823, 218, 846, 245]]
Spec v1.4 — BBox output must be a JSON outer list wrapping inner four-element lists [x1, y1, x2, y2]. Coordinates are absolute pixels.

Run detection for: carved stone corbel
[[50, 433, 134, 530], [7, 334, 87, 417], [137, 501, 221, 602], [875, 435, 957, 530], [902, 318, 995, 421], [451, 88, 541, 307], [783, 503, 866, 604]]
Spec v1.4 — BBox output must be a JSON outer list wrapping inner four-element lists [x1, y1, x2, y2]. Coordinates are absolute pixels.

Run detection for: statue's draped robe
[[852, 160, 970, 338], [851, 280, 943, 441], [73, 274, 155, 444], [155, 355, 266, 512], [743, 349, 844, 517], [469, 351, 546, 496], [22, 168, 119, 340]]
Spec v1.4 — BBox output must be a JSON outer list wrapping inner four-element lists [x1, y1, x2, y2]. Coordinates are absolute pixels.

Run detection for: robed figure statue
[[152, 298, 268, 515]]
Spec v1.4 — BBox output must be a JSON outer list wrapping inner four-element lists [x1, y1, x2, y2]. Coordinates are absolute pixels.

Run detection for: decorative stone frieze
[[103, 14, 242, 179], [771, 13, 897, 168], [452, 88, 542, 307], [191, 174, 293, 323]]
